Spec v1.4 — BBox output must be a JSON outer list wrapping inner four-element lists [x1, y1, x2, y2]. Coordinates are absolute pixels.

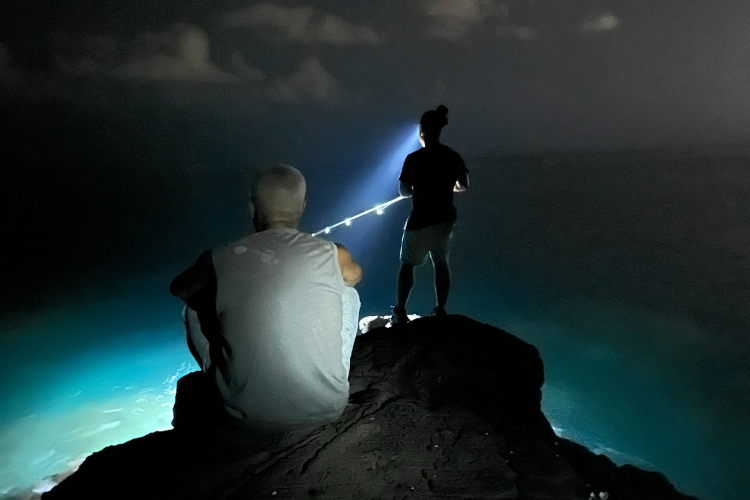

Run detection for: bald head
[[251, 164, 307, 231]]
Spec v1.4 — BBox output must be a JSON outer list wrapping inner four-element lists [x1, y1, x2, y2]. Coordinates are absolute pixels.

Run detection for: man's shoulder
[[215, 232, 253, 250], [217, 230, 332, 256]]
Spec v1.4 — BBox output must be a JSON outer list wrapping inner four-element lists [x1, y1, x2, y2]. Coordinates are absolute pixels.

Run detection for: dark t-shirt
[[399, 144, 467, 230]]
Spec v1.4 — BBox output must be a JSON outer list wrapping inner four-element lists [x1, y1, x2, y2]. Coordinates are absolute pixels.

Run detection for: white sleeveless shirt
[[209, 228, 360, 429]]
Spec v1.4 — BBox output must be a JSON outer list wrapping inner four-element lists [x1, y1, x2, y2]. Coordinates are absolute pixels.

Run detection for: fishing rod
[[312, 195, 407, 237]]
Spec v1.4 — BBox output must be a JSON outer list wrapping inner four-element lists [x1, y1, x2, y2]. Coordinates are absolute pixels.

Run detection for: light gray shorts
[[400, 221, 454, 266]]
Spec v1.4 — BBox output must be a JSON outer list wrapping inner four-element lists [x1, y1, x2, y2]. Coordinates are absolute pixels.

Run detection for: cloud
[[114, 24, 239, 83], [230, 50, 266, 81], [268, 56, 340, 102], [223, 3, 379, 45], [423, 0, 502, 41], [497, 26, 540, 42], [582, 13, 620, 33]]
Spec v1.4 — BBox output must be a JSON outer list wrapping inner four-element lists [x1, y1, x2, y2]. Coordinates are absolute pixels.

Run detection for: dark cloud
[[223, 2, 380, 45], [230, 50, 266, 81], [2, 2, 750, 149], [496, 25, 540, 41], [115, 24, 239, 82], [422, 0, 504, 41], [582, 13, 620, 34], [267, 55, 341, 102], [49, 25, 244, 84]]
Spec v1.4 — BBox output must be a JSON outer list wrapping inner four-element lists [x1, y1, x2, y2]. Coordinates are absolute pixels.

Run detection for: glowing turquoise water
[[0, 299, 195, 496], [0, 287, 742, 500]]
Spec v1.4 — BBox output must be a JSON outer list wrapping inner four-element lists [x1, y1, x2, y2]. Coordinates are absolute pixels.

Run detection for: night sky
[[4, 0, 750, 149], [2, 1, 750, 499]]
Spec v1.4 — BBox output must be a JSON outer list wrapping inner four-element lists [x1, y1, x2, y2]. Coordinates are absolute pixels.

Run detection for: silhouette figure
[[170, 164, 362, 432], [391, 106, 469, 325]]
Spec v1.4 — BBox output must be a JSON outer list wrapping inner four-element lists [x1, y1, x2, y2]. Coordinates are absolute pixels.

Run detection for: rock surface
[[43, 315, 699, 500]]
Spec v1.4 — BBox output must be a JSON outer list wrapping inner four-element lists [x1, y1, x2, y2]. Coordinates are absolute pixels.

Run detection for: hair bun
[[419, 105, 450, 128]]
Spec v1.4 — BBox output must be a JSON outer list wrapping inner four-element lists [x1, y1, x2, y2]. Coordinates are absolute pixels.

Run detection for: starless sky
[[3, 0, 750, 150]]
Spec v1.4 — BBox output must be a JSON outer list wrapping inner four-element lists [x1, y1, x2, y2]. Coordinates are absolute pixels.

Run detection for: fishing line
[[312, 195, 407, 237]]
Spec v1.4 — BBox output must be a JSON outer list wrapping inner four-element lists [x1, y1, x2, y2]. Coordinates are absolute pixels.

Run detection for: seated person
[[170, 164, 362, 432]]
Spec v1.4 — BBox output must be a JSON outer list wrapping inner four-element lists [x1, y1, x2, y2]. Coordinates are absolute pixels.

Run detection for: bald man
[[170, 164, 362, 432]]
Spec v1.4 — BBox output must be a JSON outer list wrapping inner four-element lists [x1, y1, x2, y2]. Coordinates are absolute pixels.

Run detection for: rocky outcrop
[[43, 315, 698, 500]]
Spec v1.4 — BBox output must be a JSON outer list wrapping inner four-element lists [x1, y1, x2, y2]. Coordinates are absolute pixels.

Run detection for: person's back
[[401, 143, 465, 230], [211, 228, 358, 429], [172, 164, 362, 432], [391, 106, 469, 324]]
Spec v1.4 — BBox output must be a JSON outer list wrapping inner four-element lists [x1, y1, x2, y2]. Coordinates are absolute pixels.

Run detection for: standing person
[[391, 105, 469, 325], [170, 164, 363, 432]]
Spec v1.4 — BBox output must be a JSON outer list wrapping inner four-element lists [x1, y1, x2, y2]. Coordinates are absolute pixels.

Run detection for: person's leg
[[394, 228, 427, 323], [396, 263, 415, 311], [433, 259, 450, 310], [183, 305, 212, 372], [341, 287, 361, 373], [429, 223, 455, 313]]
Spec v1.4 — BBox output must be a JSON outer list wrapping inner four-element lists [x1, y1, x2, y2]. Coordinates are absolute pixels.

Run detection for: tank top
[[210, 228, 357, 430]]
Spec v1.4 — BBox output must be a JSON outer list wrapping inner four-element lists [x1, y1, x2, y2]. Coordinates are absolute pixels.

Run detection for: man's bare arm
[[454, 171, 469, 192], [335, 243, 363, 287], [170, 251, 214, 302]]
